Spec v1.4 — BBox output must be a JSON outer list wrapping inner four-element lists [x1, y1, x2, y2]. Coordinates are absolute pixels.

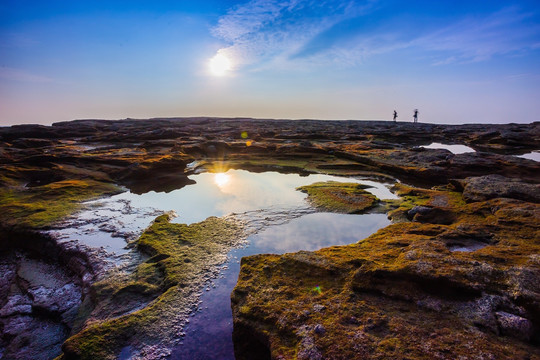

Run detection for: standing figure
[[393, 110, 397, 122], [413, 109, 418, 123]]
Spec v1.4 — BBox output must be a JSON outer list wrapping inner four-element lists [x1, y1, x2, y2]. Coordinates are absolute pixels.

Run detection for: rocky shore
[[0, 118, 538, 359]]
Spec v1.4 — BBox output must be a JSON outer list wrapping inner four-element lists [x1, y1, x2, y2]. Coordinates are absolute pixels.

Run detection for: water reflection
[[214, 172, 231, 189], [123, 169, 397, 225], [51, 170, 397, 258], [52, 168, 395, 358], [517, 151, 540, 162], [252, 213, 389, 253], [422, 142, 475, 154], [171, 212, 390, 359]]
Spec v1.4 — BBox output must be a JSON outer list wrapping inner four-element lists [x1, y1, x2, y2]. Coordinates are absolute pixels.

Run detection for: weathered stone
[[2, 315, 67, 360], [29, 283, 81, 315], [461, 175, 540, 203], [495, 311, 534, 341], [296, 326, 323, 360], [0, 294, 32, 317]]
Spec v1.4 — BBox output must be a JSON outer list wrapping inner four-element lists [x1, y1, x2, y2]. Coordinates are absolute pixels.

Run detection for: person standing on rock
[[413, 109, 418, 123], [393, 110, 398, 122]]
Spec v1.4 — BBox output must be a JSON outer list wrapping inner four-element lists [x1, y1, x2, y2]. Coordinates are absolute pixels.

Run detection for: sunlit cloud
[[214, 172, 231, 189], [211, 0, 376, 68]]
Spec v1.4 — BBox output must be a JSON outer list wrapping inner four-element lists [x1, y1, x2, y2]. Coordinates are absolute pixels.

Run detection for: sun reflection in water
[[214, 173, 231, 189]]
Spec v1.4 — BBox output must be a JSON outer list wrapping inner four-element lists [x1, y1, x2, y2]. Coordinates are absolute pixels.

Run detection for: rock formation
[[0, 118, 538, 359]]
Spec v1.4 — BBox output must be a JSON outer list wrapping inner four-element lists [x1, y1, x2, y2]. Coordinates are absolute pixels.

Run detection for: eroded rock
[[460, 174, 540, 203], [231, 183, 540, 359], [495, 311, 534, 341], [1, 118, 539, 359]]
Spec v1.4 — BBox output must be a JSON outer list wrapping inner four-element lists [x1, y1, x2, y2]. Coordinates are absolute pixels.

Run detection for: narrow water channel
[[169, 212, 390, 360]]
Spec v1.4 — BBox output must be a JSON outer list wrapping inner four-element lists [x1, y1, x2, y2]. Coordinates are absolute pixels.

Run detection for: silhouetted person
[[393, 110, 397, 122], [413, 109, 418, 123]]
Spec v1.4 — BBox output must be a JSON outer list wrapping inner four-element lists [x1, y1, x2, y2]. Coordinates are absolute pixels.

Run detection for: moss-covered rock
[[297, 181, 378, 213], [61, 213, 244, 359], [0, 179, 120, 229], [232, 183, 540, 359], [1, 118, 539, 358]]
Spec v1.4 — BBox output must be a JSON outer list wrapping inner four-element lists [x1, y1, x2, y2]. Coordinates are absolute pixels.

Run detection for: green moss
[[0, 179, 120, 228], [62, 213, 243, 359], [297, 181, 378, 213], [232, 183, 540, 359]]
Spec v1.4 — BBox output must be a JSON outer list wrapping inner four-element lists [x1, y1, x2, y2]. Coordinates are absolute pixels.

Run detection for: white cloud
[[211, 0, 375, 68], [211, 2, 540, 71], [415, 7, 540, 64]]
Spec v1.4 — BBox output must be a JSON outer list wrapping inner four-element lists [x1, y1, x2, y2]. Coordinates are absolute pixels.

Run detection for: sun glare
[[214, 172, 231, 188], [209, 53, 232, 76]]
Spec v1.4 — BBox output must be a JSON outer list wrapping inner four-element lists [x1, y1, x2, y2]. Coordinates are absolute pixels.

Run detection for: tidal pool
[[517, 151, 540, 162], [55, 169, 395, 359], [124, 169, 397, 224], [422, 142, 475, 154], [54, 169, 397, 256], [170, 212, 390, 360]]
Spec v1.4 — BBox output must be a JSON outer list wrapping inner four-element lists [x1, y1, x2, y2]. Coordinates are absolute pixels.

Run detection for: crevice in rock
[[232, 322, 272, 360]]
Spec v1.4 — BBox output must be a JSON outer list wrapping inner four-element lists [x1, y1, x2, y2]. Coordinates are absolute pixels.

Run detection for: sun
[[209, 53, 232, 76]]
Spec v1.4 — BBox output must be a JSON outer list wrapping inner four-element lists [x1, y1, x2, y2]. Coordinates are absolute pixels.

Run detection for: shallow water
[[422, 142, 475, 154], [517, 151, 540, 162], [54, 169, 397, 256], [170, 212, 390, 359], [53, 169, 395, 358], [124, 169, 397, 225]]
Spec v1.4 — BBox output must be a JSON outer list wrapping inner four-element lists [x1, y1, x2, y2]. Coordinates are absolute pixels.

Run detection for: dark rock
[[0, 294, 32, 317], [407, 206, 432, 218], [2, 315, 67, 360], [29, 283, 81, 316], [460, 175, 540, 203], [314, 324, 326, 335], [495, 311, 534, 341], [408, 206, 456, 225]]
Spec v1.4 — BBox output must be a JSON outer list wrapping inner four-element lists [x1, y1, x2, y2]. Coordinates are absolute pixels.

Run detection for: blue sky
[[1, 0, 539, 125]]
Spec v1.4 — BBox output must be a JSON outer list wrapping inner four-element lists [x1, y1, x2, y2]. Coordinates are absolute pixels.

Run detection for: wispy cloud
[[211, 0, 377, 68], [416, 7, 540, 64], [211, 2, 540, 70], [0, 67, 54, 83]]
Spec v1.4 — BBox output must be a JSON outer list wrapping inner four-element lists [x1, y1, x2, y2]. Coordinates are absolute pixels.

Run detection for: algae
[[297, 181, 378, 213], [61, 213, 244, 359], [232, 183, 540, 359], [0, 179, 120, 229]]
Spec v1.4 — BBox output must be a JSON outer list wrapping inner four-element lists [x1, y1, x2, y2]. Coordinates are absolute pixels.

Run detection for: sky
[[1, 0, 539, 126]]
